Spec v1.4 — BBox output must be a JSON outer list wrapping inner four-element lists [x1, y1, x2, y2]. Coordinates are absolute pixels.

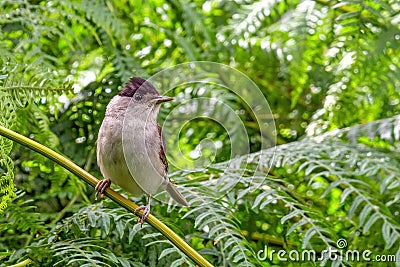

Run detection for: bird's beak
[[156, 95, 174, 103]]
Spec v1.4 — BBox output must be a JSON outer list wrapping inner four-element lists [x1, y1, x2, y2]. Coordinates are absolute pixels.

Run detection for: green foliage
[[18, 202, 191, 267], [0, 64, 73, 212], [1, 0, 400, 266], [0, 191, 46, 252]]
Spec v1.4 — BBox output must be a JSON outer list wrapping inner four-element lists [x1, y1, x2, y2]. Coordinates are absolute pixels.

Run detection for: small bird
[[95, 77, 188, 225]]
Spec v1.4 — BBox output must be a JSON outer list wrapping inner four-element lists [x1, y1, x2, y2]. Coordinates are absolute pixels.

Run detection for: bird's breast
[[97, 116, 144, 196], [97, 112, 166, 196]]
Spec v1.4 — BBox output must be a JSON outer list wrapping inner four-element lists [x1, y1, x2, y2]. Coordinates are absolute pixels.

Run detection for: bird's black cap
[[119, 77, 159, 98]]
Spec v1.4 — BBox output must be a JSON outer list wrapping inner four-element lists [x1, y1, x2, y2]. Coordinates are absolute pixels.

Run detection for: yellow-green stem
[[0, 125, 213, 267], [8, 259, 32, 267]]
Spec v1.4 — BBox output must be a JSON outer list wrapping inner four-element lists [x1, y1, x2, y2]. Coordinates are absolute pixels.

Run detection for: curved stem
[[0, 125, 213, 267], [8, 259, 32, 267]]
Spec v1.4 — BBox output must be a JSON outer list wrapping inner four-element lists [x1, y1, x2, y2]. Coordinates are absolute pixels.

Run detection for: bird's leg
[[134, 195, 151, 227], [95, 178, 111, 200]]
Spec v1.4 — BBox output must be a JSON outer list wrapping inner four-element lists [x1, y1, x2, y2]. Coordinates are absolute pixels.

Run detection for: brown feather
[[157, 124, 168, 174]]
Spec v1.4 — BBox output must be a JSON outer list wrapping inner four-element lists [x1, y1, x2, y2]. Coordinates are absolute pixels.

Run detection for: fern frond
[[0, 65, 73, 212], [318, 115, 400, 151], [161, 172, 259, 266], [179, 116, 400, 264], [305, 1, 400, 133], [0, 0, 95, 66], [49, 238, 127, 267], [24, 202, 193, 266], [0, 191, 46, 252], [223, 0, 294, 41], [66, 0, 129, 46]]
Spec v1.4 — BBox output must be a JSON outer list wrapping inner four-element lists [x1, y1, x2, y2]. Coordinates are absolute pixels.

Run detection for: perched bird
[[95, 77, 188, 225]]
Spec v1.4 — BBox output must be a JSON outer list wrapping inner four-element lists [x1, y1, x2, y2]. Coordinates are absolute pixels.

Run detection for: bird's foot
[[95, 178, 111, 200], [134, 204, 150, 227]]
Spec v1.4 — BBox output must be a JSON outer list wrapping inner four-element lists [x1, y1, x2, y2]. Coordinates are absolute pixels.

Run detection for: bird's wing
[[157, 124, 168, 174], [157, 124, 189, 206]]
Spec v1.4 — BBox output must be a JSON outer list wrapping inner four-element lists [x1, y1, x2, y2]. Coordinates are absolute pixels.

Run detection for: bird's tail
[[166, 182, 189, 206]]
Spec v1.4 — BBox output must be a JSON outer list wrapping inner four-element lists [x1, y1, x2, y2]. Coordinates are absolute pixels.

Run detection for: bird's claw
[[134, 205, 150, 227], [95, 179, 111, 200]]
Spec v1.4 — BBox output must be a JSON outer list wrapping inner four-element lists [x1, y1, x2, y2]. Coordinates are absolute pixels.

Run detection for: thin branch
[[0, 125, 213, 267], [8, 259, 32, 267]]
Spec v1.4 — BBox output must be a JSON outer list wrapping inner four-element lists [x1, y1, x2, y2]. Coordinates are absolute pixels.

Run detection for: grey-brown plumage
[[96, 77, 188, 225]]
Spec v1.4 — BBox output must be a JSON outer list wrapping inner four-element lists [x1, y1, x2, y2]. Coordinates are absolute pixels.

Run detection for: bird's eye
[[134, 94, 142, 101]]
